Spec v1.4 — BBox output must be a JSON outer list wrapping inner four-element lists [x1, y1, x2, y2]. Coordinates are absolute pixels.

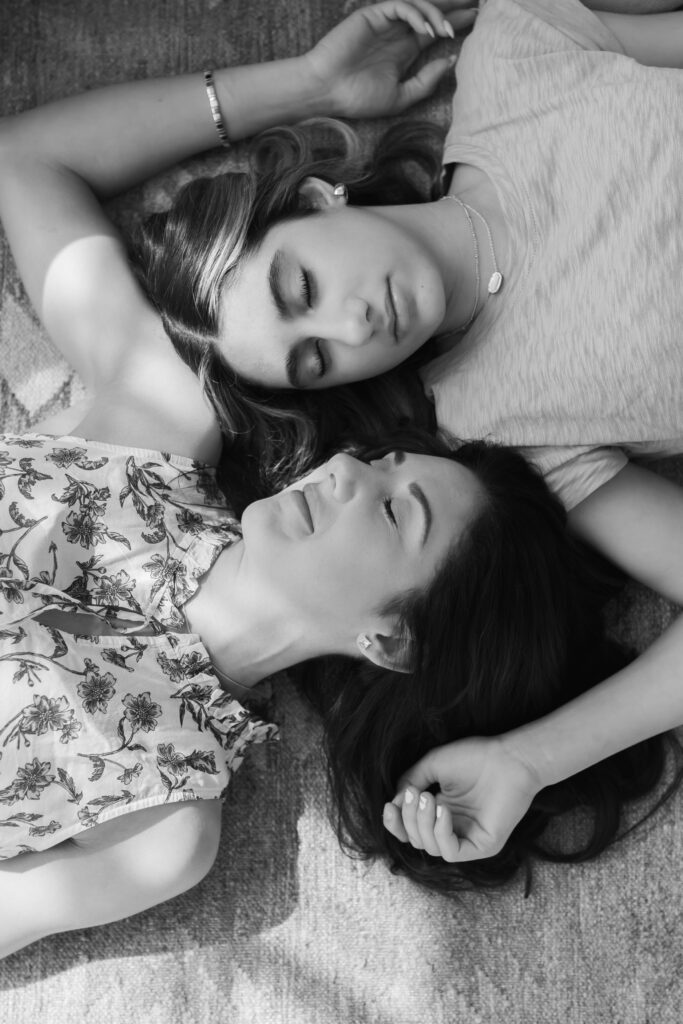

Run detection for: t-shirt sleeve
[[521, 444, 629, 510], [447, 0, 625, 152]]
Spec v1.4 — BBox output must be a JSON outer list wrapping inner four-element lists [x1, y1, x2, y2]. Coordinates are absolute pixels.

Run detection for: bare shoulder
[[73, 332, 223, 465]]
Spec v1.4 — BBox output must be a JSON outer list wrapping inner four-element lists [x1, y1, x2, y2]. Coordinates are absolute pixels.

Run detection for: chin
[[238, 495, 272, 540]]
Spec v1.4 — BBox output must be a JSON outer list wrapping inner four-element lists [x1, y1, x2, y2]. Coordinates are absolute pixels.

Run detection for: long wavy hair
[[134, 119, 445, 502], [298, 428, 679, 894]]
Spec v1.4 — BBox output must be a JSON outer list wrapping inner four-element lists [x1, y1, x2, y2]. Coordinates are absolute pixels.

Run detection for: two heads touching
[[133, 121, 666, 889]]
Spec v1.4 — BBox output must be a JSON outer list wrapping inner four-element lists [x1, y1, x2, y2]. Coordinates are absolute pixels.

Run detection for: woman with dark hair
[[0, 404, 497, 956], [0, 402, 672, 952], [302, 438, 676, 892]]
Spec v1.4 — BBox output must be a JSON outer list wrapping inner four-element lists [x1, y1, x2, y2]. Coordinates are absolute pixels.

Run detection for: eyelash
[[313, 340, 325, 378], [299, 269, 326, 379], [300, 269, 312, 308], [383, 497, 397, 527]]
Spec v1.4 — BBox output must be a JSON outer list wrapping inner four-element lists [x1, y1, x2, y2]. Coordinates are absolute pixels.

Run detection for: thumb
[[393, 56, 456, 113], [392, 751, 439, 805]]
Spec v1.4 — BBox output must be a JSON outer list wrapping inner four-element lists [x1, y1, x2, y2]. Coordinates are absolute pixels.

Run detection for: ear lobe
[[356, 631, 414, 675], [298, 176, 347, 212]]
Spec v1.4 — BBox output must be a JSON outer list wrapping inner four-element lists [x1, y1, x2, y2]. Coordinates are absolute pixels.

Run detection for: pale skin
[[383, 8, 683, 861], [0, 0, 480, 957]]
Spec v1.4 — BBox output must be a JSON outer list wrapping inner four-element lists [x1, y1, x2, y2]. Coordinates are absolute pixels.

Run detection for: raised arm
[[384, 465, 683, 861]]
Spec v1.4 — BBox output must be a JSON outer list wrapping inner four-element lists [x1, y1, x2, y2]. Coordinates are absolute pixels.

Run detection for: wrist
[[498, 724, 555, 793], [296, 52, 342, 118], [213, 55, 328, 143]]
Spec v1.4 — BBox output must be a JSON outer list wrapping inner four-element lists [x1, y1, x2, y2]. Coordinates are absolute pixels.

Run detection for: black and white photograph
[[1, 1, 683, 1021]]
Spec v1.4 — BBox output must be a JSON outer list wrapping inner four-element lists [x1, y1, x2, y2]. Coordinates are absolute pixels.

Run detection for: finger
[[399, 785, 424, 849], [432, 804, 463, 862], [434, 805, 501, 863], [376, 0, 454, 41], [382, 801, 410, 842], [416, 791, 442, 858], [414, 0, 477, 9], [395, 0, 476, 40], [444, 6, 478, 32], [393, 56, 456, 112], [393, 756, 437, 804]]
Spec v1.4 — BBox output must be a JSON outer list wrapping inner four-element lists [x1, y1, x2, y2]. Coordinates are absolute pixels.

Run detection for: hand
[[305, 1, 477, 119], [382, 735, 542, 862]]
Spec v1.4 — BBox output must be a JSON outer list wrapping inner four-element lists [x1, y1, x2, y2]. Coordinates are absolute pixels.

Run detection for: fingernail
[[443, 22, 456, 39], [419, 794, 428, 810], [404, 788, 414, 805], [436, 805, 443, 819], [423, 21, 436, 38]]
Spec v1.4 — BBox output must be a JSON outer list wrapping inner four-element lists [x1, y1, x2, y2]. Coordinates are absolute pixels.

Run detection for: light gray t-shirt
[[420, 0, 683, 509]]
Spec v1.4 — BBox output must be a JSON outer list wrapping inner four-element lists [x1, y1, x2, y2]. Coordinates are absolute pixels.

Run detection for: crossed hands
[[382, 735, 543, 862], [305, 0, 478, 119]]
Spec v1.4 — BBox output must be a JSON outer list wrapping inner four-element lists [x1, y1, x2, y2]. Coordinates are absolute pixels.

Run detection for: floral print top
[[0, 434, 277, 859]]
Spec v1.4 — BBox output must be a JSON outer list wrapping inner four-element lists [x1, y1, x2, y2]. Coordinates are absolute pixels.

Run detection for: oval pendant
[[488, 271, 503, 295]]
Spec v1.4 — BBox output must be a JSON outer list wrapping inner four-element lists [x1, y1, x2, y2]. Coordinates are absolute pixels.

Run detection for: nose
[[315, 297, 373, 348], [326, 452, 369, 501]]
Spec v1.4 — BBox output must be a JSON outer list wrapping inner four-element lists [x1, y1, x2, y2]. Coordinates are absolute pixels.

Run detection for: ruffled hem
[[153, 522, 242, 630], [18, 432, 213, 472]]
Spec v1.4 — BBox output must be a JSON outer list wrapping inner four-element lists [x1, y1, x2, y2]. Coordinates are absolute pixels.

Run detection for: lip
[[292, 487, 314, 534], [386, 278, 400, 344]]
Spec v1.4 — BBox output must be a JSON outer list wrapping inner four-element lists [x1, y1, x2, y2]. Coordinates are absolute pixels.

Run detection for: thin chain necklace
[[440, 194, 504, 333]]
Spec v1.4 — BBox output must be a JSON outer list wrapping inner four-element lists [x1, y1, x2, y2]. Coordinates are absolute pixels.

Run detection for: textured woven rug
[[2, 2, 683, 1022]]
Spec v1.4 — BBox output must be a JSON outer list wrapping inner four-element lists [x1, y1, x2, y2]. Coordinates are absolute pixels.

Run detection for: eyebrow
[[409, 482, 432, 547]]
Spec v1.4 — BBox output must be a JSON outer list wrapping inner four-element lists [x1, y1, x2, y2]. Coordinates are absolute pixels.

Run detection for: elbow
[[128, 801, 222, 902]]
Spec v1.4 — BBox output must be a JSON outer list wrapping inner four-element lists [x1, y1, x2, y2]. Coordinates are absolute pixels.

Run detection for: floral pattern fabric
[[0, 434, 277, 859]]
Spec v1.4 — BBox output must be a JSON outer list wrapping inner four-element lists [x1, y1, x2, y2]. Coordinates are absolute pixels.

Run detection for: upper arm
[[0, 800, 221, 959], [0, 121, 222, 462], [568, 463, 683, 605], [0, 120, 159, 389], [593, 10, 683, 66]]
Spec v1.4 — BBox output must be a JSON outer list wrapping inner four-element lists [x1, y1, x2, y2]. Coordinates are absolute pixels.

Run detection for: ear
[[298, 176, 347, 212], [356, 631, 414, 675]]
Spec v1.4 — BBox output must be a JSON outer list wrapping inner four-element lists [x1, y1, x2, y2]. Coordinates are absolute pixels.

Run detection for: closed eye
[[383, 497, 397, 527], [313, 340, 326, 378], [300, 269, 313, 308]]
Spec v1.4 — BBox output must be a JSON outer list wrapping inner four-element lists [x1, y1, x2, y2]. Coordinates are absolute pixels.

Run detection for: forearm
[[0, 56, 325, 199], [504, 613, 683, 789], [595, 10, 683, 67]]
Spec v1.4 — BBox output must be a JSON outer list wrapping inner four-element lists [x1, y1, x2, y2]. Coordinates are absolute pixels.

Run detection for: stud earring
[[333, 183, 348, 201], [358, 635, 372, 651]]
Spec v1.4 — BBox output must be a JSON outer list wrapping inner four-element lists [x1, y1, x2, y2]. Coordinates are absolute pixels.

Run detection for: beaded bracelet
[[203, 70, 231, 148]]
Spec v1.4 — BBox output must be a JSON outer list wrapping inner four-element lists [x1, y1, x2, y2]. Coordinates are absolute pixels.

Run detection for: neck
[[182, 541, 329, 690]]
